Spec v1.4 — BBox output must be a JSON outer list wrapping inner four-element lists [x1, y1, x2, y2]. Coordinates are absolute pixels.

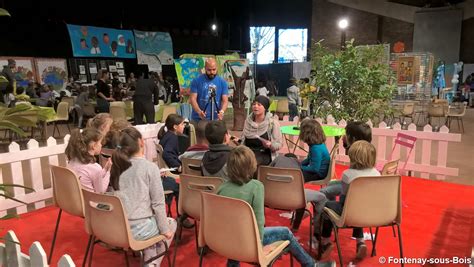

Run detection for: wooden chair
[[257, 165, 314, 252], [198, 192, 291, 267], [109, 105, 128, 121], [323, 175, 403, 267], [275, 99, 289, 119], [82, 189, 172, 267], [181, 157, 203, 176], [173, 174, 224, 266]]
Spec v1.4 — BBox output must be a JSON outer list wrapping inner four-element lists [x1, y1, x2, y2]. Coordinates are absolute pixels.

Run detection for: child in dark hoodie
[[158, 114, 185, 170], [201, 120, 232, 180]]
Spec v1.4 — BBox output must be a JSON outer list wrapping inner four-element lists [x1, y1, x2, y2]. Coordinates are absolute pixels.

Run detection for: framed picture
[[109, 65, 117, 72], [118, 77, 126, 83], [79, 65, 86, 74], [100, 60, 107, 70], [117, 69, 125, 76], [34, 58, 68, 90], [89, 63, 98, 74], [116, 61, 124, 68], [79, 74, 88, 82], [397, 57, 415, 85]]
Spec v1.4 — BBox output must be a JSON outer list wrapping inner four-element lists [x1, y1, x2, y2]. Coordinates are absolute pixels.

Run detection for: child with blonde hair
[[65, 128, 111, 193], [319, 140, 380, 260]]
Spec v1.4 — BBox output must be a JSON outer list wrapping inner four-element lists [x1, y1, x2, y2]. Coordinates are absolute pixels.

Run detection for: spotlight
[[338, 18, 348, 29]]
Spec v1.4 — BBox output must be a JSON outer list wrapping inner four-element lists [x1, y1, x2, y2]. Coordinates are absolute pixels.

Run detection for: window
[[247, 26, 275, 64], [278, 28, 308, 63]]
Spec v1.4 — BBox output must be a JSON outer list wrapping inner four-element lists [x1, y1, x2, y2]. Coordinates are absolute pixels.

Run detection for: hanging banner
[[67, 24, 136, 58], [174, 57, 205, 91], [134, 30, 173, 67]]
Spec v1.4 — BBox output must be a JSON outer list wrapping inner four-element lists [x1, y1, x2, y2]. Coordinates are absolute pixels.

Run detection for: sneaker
[[319, 242, 334, 260], [356, 242, 367, 260], [315, 260, 336, 267]]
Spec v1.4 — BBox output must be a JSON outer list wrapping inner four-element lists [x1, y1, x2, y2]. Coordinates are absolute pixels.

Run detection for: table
[[280, 125, 345, 154]]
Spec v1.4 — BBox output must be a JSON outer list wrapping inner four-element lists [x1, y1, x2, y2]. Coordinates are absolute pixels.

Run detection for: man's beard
[[206, 73, 215, 79]]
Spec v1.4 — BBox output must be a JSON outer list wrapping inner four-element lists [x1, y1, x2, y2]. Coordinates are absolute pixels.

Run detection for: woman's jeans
[[227, 227, 315, 267]]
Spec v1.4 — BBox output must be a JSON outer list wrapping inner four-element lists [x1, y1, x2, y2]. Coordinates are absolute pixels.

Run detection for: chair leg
[[48, 209, 62, 264], [371, 227, 380, 257], [125, 250, 131, 267], [88, 236, 96, 267], [392, 224, 397, 237], [194, 220, 200, 255], [305, 209, 313, 254], [397, 224, 404, 267], [172, 219, 182, 267], [164, 241, 171, 267], [460, 118, 464, 133], [66, 122, 71, 134], [82, 235, 94, 267], [198, 246, 205, 267], [333, 225, 343, 267]]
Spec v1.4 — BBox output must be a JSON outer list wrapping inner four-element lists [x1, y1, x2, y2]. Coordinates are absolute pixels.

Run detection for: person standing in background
[[96, 69, 113, 113], [287, 77, 301, 121], [133, 71, 159, 124]]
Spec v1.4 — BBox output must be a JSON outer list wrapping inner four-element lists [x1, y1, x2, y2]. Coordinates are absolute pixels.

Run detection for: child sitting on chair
[[319, 140, 380, 261], [217, 145, 335, 267]]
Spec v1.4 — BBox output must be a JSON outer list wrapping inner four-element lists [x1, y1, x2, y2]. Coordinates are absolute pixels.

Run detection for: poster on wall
[[67, 24, 136, 58], [134, 30, 174, 66], [89, 63, 97, 74], [35, 58, 68, 90], [79, 65, 86, 74], [0, 57, 36, 88], [397, 56, 416, 85]]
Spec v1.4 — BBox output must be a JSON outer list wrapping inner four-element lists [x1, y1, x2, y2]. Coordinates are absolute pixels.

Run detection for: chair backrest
[[199, 192, 263, 264], [61, 97, 75, 108], [178, 174, 224, 219], [181, 157, 203, 176], [161, 105, 177, 123], [276, 98, 289, 113], [381, 158, 399, 175], [188, 122, 196, 146], [340, 175, 401, 227], [402, 103, 415, 115], [81, 189, 132, 249], [257, 166, 306, 210], [155, 143, 169, 168], [56, 102, 69, 121], [110, 101, 126, 108], [50, 165, 84, 217], [109, 105, 126, 121]]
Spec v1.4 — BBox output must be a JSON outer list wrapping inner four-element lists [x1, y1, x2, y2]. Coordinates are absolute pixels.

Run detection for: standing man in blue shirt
[[189, 58, 229, 121]]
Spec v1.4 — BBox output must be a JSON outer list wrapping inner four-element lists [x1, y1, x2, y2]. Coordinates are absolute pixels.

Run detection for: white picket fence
[[0, 230, 74, 267], [0, 117, 461, 217], [0, 124, 163, 217], [278, 115, 462, 180]]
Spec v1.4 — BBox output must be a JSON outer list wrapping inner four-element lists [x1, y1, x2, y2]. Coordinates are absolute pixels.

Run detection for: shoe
[[315, 260, 336, 267], [181, 218, 195, 229], [356, 242, 367, 260], [319, 242, 334, 260]]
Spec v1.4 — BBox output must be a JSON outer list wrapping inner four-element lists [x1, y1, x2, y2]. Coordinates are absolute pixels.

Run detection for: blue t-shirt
[[190, 74, 228, 121]]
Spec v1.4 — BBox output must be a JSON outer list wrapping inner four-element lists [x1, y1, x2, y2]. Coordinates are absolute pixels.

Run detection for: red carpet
[[2, 165, 473, 267]]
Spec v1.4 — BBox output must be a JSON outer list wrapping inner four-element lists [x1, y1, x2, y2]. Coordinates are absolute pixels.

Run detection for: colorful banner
[[35, 58, 68, 90], [67, 24, 136, 58], [0, 57, 36, 88], [174, 58, 205, 91], [134, 30, 173, 66]]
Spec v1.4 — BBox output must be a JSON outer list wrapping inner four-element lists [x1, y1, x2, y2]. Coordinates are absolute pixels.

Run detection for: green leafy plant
[[309, 39, 395, 122], [0, 104, 47, 137]]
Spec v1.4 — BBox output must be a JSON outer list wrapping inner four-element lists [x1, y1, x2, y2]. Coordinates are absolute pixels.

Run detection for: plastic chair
[[198, 192, 291, 267], [181, 157, 203, 176], [173, 174, 224, 266], [109, 105, 128, 121], [155, 143, 179, 179], [399, 102, 415, 125], [48, 102, 70, 137], [428, 103, 447, 127], [161, 105, 177, 123], [257, 165, 314, 253], [446, 102, 466, 133], [377, 133, 416, 175], [322, 175, 403, 267], [48, 165, 85, 264], [275, 98, 289, 119], [81, 189, 171, 267]]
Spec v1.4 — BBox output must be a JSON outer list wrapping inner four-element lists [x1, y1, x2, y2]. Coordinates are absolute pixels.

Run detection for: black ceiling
[[388, 0, 466, 7]]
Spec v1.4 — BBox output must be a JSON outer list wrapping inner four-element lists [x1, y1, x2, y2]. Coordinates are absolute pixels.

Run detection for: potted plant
[[309, 40, 395, 123]]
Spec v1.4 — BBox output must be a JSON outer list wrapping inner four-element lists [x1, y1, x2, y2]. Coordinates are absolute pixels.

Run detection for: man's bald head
[[205, 58, 217, 79]]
